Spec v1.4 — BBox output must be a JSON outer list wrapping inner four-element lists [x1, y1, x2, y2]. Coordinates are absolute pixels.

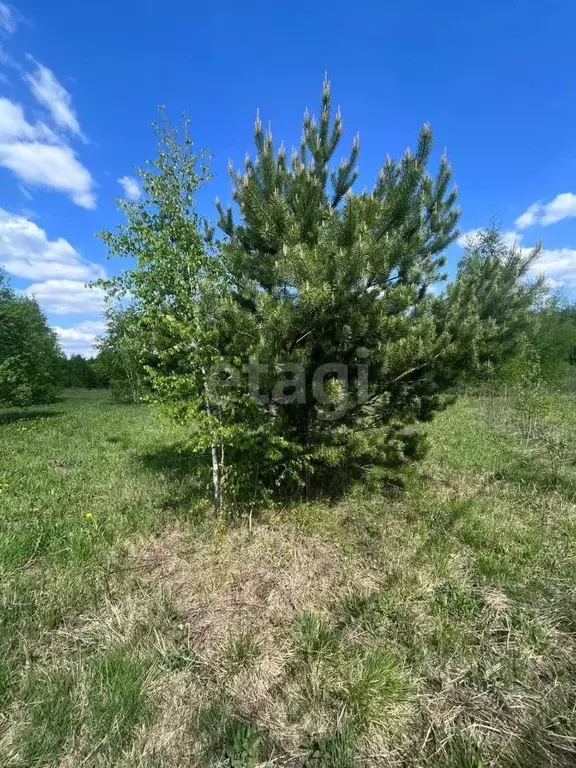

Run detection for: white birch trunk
[[202, 370, 221, 510]]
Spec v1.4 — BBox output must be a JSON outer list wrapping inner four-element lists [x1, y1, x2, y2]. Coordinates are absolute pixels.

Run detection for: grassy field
[[1, 390, 576, 767]]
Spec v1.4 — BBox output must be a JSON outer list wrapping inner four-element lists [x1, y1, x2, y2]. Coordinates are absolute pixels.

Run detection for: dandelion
[[85, 512, 93, 520]]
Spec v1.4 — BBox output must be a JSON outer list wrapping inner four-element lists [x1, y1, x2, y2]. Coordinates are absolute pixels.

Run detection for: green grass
[[1, 389, 576, 765], [292, 613, 340, 660], [18, 668, 76, 765], [332, 649, 408, 730]]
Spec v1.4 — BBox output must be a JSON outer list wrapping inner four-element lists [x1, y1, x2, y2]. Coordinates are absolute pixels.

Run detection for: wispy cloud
[[118, 175, 141, 201], [24, 58, 86, 141], [0, 42, 96, 208], [516, 193, 576, 230], [0, 2, 17, 35], [0, 141, 96, 208], [17, 183, 33, 200], [0, 41, 20, 73], [0, 96, 58, 143], [0, 91, 96, 208], [0, 207, 104, 281], [515, 203, 540, 230]]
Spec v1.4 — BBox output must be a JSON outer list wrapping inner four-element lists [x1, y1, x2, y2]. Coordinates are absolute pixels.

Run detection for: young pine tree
[[448, 226, 547, 386], [217, 77, 473, 483]]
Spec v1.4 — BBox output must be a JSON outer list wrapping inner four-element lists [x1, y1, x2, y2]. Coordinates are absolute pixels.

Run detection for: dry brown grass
[[126, 523, 389, 765], [133, 523, 379, 646]]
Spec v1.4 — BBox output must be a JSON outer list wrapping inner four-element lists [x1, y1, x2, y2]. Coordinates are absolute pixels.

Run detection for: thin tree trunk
[[202, 370, 221, 510], [210, 437, 221, 509]]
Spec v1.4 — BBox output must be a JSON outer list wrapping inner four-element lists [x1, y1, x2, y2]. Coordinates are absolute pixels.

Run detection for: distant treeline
[[0, 269, 111, 405], [61, 354, 109, 390]]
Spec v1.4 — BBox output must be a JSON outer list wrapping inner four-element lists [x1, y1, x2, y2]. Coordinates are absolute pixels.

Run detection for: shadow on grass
[[0, 409, 63, 426], [306, 467, 406, 503], [139, 446, 208, 478], [136, 443, 411, 520], [136, 446, 211, 515]]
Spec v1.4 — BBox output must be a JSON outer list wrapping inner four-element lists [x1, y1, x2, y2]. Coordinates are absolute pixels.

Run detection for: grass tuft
[[224, 721, 262, 768], [334, 589, 386, 633], [292, 612, 340, 660], [333, 650, 409, 730]]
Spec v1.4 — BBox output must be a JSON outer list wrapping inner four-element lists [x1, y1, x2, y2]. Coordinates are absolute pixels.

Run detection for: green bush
[[0, 272, 63, 406]]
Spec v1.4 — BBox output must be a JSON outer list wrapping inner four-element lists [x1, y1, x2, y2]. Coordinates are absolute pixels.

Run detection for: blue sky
[[1, 0, 575, 356]]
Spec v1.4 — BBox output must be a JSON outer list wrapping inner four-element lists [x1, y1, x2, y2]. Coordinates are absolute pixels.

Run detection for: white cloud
[[0, 141, 96, 208], [0, 208, 104, 281], [516, 193, 576, 230], [529, 247, 576, 288], [0, 3, 16, 35], [515, 203, 540, 230], [24, 59, 85, 140], [24, 279, 106, 315], [540, 193, 576, 226], [53, 320, 105, 357], [0, 76, 95, 208], [0, 42, 20, 76], [0, 97, 58, 143], [502, 230, 522, 247], [117, 175, 141, 201], [54, 320, 105, 339], [456, 228, 576, 288]]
